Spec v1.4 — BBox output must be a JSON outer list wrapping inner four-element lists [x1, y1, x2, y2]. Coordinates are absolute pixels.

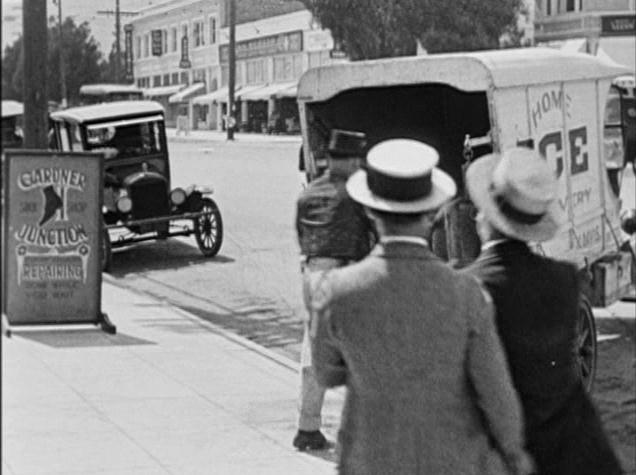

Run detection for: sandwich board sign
[[1, 150, 115, 335]]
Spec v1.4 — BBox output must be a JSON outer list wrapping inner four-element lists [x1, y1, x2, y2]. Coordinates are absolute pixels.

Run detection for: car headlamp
[[170, 187, 187, 206], [116, 195, 133, 213]]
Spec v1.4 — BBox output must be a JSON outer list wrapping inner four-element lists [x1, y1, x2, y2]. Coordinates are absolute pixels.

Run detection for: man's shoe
[[293, 430, 327, 451]]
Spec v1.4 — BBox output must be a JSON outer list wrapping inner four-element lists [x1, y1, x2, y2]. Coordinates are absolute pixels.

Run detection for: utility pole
[[22, 0, 48, 148], [97, 2, 137, 84], [54, 0, 68, 108], [227, 0, 236, 141]]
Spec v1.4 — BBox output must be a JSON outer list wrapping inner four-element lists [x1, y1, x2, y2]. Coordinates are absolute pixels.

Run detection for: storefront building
[[128, 0, 342, 132], [534, 0, 635, 70]]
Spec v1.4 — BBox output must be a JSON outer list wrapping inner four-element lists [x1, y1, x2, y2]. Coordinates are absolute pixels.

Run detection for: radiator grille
[[129, 179, 170, 220]]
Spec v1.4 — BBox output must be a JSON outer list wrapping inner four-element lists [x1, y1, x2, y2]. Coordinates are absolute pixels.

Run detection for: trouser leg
[[298, 322, 326, 431]]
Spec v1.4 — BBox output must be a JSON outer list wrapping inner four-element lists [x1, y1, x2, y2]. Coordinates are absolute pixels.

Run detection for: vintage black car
[[49, 101, 223, 270], [1, 100, 24, 150]]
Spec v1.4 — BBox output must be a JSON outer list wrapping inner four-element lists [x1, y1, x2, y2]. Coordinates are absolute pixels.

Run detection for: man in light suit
[[463, 147, 622, 475], [309, 139, 533, 474]]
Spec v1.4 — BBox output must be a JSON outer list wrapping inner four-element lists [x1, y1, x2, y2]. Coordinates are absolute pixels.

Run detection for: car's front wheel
[[194, 197, 223, 257]]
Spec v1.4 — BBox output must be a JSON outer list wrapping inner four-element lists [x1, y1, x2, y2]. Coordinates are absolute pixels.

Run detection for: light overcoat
[[310, 241, 528, 475]]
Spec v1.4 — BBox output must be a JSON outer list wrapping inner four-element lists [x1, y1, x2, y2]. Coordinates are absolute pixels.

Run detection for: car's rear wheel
[[194, 197, 223, 257], [577, 296, 597, 393]]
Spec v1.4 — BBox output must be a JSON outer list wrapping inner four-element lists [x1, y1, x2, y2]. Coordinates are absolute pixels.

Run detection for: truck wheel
[[102, 224, 112, 272], [577, 296, 597, 393], [194, 198, 223, 257]]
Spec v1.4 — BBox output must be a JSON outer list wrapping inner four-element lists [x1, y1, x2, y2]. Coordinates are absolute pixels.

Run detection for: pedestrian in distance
[[293, 129, 376, 451], [309, 138, 534, 474], [463, 147, 623, 475]]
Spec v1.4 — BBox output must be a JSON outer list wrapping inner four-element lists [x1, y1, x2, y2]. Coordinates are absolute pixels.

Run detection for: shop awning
[[191, 85, 243, 105], [273, 82, 298, 98], [241, 82, 298, 101], [560, 38, 588, 53], [597, 37, 635, 71], [238, 82, 297, 101], [168, 82, 205, 104], [143, 84, 184, 98], [235, 84, 268, 100]]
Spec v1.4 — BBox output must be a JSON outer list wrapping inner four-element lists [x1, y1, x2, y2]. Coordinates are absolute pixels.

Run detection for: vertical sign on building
[[151, 29, 163, 56], [180, 35, 191, 68], [1, 150, 116, 334], [124, 24, 134, 82]]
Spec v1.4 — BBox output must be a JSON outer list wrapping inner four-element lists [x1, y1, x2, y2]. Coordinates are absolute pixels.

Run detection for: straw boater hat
[[465, 147, 564, 242], [346, 139, 456, 213]]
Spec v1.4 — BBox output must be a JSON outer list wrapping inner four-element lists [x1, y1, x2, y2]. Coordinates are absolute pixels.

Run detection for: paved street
[[107, 136, 307, 362]]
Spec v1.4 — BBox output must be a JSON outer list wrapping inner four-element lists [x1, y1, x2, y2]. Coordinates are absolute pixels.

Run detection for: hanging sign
[[180, 35, 191, 68], [124, 24, 134, 81], [1, 150, 115, 334]]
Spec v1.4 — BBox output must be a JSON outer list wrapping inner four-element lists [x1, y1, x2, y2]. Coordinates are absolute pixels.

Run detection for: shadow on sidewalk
[[11, 329, 156, 349], [108, 239, 234, 276]]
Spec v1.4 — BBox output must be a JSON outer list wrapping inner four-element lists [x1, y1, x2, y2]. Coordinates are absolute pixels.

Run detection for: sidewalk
[[166, 127, 302, 144], [1, 277, 343, 475]]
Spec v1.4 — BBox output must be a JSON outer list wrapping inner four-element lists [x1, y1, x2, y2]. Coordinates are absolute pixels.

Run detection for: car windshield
[[85, 116, 164, 159]]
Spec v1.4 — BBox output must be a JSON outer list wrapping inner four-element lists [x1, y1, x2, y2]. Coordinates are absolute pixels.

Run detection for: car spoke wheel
[[577, 296, 597, 393], [194, 197, 223, 257]]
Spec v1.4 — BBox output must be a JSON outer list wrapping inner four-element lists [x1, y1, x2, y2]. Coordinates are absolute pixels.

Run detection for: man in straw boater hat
[[308, 138, 533, 474], [293, 129, 377, 451], [463, 147, 622, 475]]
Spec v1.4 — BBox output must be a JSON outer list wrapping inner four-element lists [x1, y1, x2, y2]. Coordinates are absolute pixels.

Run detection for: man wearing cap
[[463, 147, 622, 475], [293, 129, 376, 451], [309, 138, 533, 474]]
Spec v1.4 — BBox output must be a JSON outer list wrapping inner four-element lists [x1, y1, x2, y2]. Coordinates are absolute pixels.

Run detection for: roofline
[[298, 48, 631, 102], [50, 101, 165, 124]]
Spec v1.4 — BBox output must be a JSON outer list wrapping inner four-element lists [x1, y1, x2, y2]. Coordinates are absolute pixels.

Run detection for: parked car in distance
[[49, 100, 223, 271], [1, 100, 24, 150]]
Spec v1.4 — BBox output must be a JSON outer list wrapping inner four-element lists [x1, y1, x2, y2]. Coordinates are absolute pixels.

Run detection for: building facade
[[534, 0, 635, 69], [128, 0, 341, 131]]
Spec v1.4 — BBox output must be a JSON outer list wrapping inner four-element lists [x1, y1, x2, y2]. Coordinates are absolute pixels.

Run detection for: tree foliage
[[2, 16, 106, 105], [301, 0, 525, 60]]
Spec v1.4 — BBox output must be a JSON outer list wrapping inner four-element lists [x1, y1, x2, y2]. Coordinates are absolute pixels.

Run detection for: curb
[[102, 273, 299, 373]]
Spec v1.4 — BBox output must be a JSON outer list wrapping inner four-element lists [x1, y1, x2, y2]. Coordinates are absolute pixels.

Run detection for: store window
[[172, 72, 179, 84], [209, 17, 216, 44], [153, 75, 161, 87], [163, 74, 170, 85], [171, 27, 177, 52], [181, 72, 189, 85]]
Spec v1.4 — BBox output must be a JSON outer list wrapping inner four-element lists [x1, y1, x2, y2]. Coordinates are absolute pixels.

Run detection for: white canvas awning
[[597, 37, 635, 72], [238, 82, 297, 101], [168, 82, 205, 104], [143, 84, 184, 98], [560, 38, 588, 53], [235, 84, 268, 100], [191, 85, 243, 105], [274, 82, 298, 98]]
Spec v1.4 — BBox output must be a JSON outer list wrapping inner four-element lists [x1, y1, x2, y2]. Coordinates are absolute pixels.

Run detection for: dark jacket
[[464, 240, 622, 475], [296, 169, 375, 260]]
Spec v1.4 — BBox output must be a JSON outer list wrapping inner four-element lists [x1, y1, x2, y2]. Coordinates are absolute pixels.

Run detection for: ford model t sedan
[[49, 101, 223, 270]]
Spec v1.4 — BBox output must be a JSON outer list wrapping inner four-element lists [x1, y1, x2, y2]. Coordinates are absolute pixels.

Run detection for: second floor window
[[209, 17, 216, 44], [143, 34, 149, 57], [194, 20, 205, 47]]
